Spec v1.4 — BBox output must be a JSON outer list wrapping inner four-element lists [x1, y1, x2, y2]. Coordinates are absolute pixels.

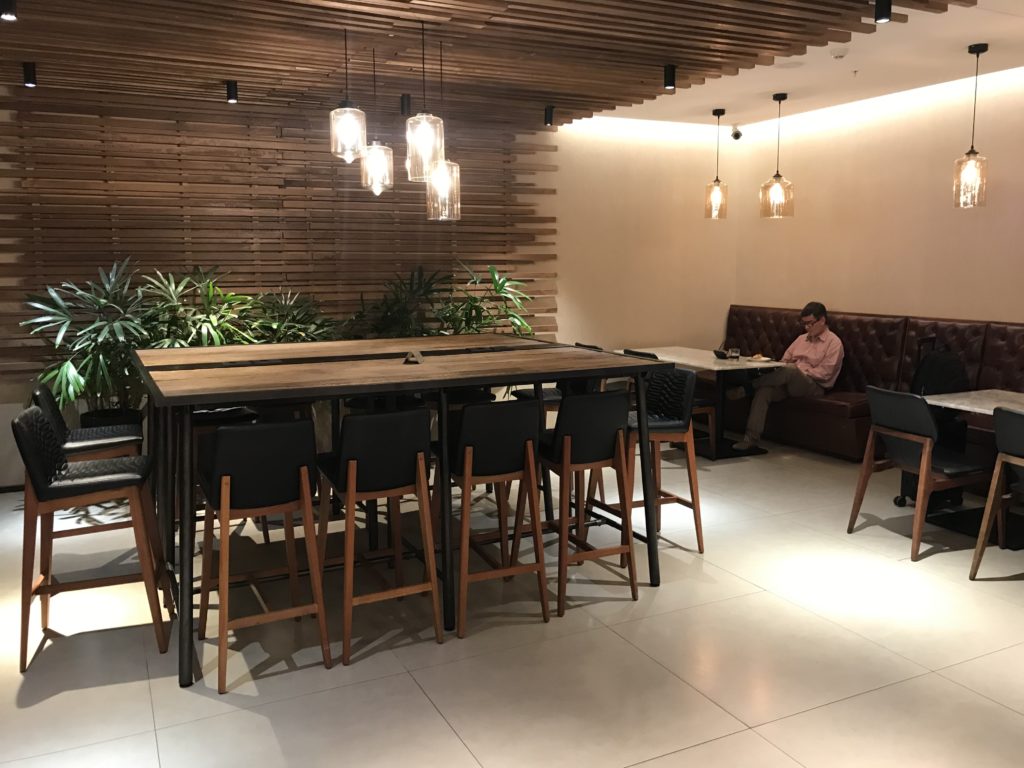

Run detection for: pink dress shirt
[[782, 327, 844, 389]]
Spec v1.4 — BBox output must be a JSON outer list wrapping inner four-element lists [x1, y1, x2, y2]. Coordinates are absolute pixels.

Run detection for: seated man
[[731, 301, 844, 451]]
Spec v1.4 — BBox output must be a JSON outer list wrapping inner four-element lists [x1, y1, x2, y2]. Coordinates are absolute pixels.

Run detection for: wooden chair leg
[[198, 504, 215, 641], [556, 438, 572, 617], [847, 429, 877, 534], [341, 466, 358, 666], [260, 516, 271, 545], [496, 480, 510, 569], [129, 488, 168, 654], [910, 444, 934, 562], [39, 510, 53, 631], [970, 459, 1005, 580], [416, 454, 444, 645], [524, 444, 550, 623], [615, 433, 638, 601], [141, 482, 174, 614], [457, 457, 474, 639], [510, 480, 527, 565], [684, 431, 704, 554], [282, 511, 301, 616], [575, 470, 588, 544], [388, 496, 403, 590], [299, 468, 332, 669], [20, 492, 38, 673], [317, 488, 330, 567], [217, 478, 232, 693], [597, 470, 606, 504]]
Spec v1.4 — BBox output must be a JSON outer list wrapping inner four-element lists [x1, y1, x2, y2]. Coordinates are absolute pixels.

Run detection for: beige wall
[[543, 67, 1024, 348]]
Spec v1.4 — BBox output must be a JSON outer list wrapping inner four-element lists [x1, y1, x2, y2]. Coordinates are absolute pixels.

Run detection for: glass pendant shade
[[361, 141, 394, 196], [329, 105, 366, 163], [406, 113, 445, 182], [954, 149, 987, 208], [759, 173, 794, 218], [426, 160, 461, 221], [705, 179, 728, 219]]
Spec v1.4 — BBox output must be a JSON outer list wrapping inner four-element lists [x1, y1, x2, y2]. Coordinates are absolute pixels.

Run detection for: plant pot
[[80, 407, 145, 429]]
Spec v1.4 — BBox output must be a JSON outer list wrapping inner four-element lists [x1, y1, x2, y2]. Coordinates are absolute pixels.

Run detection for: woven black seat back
[[32, 385, 70, 442], [647, 368, 696, 427], [12, 406, 69, 495]]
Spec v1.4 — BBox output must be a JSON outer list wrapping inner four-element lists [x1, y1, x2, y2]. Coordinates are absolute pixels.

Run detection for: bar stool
[[33, 385, 142, 460], [619, 351, 703, 549], [540, 391, 635, 616], [196, 420, 331, 694], [443, 400, 549, 637], [11, 406, 170, 672], [970, 407, 1024, 579], [316, 408, 442, 665]]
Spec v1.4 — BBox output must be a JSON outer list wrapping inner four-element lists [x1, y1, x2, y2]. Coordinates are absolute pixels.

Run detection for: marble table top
[[923, 389, 1024, 416], [628, 346, 786, 373]]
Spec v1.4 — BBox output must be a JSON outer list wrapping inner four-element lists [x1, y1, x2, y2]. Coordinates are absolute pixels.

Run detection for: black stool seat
[[627, 411, 689, 433], [930, 446, 989, 477], [63, 424, 143, 454], [192, 406, 258, 426], [45, 456, 151, 501], [511, 387, 561, 402]]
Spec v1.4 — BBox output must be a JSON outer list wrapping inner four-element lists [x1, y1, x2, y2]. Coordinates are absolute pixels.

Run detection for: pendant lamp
[[759, 92, 794, 219], [329, 29, 367, 163], [954, 43, 989, 209], [360, 49, 394, 196], [427, 41, 460, 221], [406, 22, 445, 182], [705, 108, 728, 219]]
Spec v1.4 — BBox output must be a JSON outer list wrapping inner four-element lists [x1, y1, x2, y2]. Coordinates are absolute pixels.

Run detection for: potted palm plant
[[23, 260, 148, 425]]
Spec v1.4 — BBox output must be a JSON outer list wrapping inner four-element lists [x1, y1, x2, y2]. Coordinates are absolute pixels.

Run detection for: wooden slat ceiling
[[0, 0, 976, 131]]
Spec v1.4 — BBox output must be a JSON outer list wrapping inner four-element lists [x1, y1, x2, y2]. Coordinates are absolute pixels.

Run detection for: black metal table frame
[[143, 362, 662, 688]]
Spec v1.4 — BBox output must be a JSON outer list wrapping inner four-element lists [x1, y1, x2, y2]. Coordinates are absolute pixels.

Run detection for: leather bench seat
[[783, 391, 869, 419]]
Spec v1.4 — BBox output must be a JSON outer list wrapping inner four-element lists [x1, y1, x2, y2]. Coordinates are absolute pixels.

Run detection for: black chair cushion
[[929, 446, 989, 477], [198, 421, 317, 510], [511, 387, 561, 402], [44, 455, 151, 501], [627, 411, 689, 434], [64, 424, 143, 454]]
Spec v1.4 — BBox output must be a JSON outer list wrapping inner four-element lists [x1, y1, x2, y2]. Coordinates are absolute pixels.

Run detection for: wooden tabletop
[[629, 346, 785, 373], [136, 336, 671, 406], [924, 389, 1024, 416]]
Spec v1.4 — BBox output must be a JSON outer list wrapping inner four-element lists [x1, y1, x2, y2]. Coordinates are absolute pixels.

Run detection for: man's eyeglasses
[[801, 317, 821, 328]]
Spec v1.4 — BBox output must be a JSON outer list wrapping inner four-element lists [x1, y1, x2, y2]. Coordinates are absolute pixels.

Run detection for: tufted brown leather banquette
[[720, 305, 1024, 461]]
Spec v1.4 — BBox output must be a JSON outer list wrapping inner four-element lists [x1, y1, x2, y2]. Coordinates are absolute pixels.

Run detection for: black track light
[[544, 105, 554, 127], [225, 80, 238, 104], [663, 64, 676, 91], [23, 62, 36, 88], [400, 93, 412, 117], [874, 0, 892, 24], [1, 0, 16, 22]]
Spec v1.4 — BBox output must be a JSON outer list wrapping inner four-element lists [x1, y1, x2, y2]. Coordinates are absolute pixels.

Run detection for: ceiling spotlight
[[544, 105, 554, 127], [23, 62, 36, 88], [663, 64, 676, 91], [874, 0, 892, 24], [225, 80, 238, 104], [1, 0, 16, 22]]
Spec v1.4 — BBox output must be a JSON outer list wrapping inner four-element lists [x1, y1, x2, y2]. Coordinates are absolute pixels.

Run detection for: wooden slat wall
[[0, 91, 558, 391]]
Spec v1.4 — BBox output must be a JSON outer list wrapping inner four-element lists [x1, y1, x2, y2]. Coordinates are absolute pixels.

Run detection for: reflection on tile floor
[[1, 442, 1022, 766]]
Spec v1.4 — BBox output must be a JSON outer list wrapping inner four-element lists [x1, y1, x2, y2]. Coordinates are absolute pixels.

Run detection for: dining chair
[[11, 406, 171, 672], [196, 419, 331, 693], [33, 385, 142, 460], [316, 407, 442, 664], [969, 407, 1024, 579], [443, 399, 549, 637], [540, 391, 635, 616], [848, 387, 991, 561]]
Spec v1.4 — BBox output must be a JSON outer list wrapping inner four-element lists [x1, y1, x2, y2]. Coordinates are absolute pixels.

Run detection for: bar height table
[[133, 334, 671, 687]]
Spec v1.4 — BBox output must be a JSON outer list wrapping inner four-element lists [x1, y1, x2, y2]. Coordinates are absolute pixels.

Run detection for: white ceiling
[[608, 0, 1024, 127]]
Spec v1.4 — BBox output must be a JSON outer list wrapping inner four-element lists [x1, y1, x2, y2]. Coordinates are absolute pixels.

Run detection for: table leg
[[178, 406, 195, 687], [634, 373, 660, 587], [436, 389, 455, 631], [534, 382, 554, 522], [330, 399, 341, 519]]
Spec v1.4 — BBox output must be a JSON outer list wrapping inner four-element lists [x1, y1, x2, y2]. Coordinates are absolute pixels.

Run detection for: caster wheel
[[893, 495, 907, 508]]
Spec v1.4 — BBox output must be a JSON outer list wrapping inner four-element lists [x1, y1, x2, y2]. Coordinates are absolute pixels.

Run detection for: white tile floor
[[1, 442, 1023, 767]]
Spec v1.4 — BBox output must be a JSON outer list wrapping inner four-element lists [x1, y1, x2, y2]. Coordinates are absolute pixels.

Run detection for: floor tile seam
[[397, 620, 611, 673], [407, 671, 485, 768], [151, 667, 413, 732], [762, 589, 938, 671], [617, 726, 761, 768], [751, 669, 935, 732], [0, 728, 158, 766], [750, 728, 811, 768], [933, 637, 1024, 672], [934, 661, 1024, 718], [912, 567, 1024, 612]]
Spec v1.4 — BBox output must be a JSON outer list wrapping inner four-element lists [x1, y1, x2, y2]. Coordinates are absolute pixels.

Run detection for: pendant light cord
[[421, 21, 427, 110], [775, 99, 782, 174], [344, 29, 349, 101], [439, 42, 444, 110], [969, 51, 980, 150], [715, 114, 721, 180]]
